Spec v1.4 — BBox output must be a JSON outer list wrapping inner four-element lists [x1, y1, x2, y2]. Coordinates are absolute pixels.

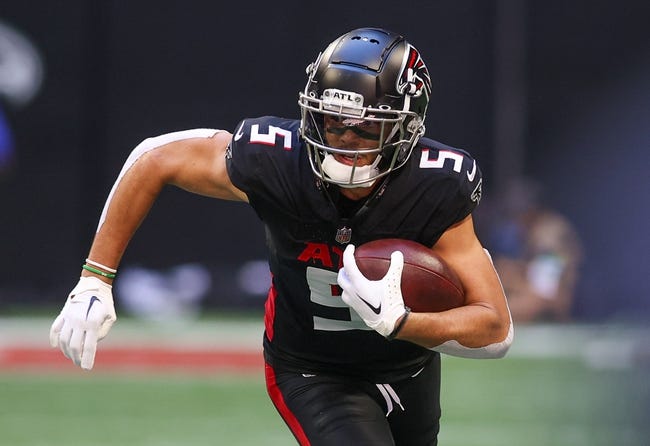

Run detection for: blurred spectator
[[0, 19, 44, 108], [481, 177, 583, 323], [0, 106, 14, 174], [115, 263, 212, 321], [0, 18, 45, 176]]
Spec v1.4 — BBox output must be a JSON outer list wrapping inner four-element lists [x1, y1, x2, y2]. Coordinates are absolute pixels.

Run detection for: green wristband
[[82, 264, 117, 279]]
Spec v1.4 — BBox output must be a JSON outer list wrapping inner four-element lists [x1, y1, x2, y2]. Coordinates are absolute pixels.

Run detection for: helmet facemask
[[300, 91, 423, 188], [299, 28, 430, 188]]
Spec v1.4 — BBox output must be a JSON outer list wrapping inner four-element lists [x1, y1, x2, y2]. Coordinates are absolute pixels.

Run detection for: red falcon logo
[[396, 45, 432, 99]]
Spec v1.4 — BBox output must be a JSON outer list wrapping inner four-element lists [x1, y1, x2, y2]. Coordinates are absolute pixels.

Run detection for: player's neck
[[338, 185, 375, 201]]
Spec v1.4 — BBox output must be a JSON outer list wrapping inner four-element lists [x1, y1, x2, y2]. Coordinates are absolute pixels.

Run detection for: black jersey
[[226, 116, 482, 382]]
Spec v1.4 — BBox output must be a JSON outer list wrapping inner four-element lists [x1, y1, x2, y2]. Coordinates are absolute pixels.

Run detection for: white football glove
[[49, 276, 117, 370], [337, 244, 408, 338]]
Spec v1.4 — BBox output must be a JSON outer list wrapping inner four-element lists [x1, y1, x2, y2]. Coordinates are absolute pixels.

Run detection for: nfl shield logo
[[335, 226, 352, 244]]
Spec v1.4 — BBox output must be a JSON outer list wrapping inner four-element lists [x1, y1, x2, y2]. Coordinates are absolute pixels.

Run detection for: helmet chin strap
[[321, 154, 382, 188]]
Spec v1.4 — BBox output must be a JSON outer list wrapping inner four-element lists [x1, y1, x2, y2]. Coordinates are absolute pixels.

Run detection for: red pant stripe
[[265, 362, 310, 446]]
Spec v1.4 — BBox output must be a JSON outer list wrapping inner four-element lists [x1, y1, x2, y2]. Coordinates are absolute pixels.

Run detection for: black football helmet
[[299, 28, 432, 188]]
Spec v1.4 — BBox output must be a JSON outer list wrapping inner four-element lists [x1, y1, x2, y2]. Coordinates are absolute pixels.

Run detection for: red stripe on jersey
[[265, 362, 311, 445], [264, 281, 278, 341]]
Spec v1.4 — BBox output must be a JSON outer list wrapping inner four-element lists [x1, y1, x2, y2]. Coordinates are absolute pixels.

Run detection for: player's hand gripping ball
[[353, 239, 465, 313], [338, 245, 408, 337]]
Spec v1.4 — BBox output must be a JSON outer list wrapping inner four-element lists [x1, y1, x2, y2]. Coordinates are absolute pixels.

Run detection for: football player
[[50, 28, 513, 445]]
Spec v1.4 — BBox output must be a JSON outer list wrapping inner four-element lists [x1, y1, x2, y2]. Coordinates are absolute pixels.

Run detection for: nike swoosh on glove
[[337, 244, 408, 338], [49, 276, 117, 370]]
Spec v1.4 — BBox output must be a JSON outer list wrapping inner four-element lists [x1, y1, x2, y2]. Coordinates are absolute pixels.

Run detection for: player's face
[[323, 115, 381, 166]]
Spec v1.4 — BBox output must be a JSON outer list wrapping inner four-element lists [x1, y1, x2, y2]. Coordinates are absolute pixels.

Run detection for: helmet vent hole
[[351, 36, 380, 45]]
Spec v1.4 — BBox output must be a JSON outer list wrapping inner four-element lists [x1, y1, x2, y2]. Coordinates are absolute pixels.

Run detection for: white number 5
[[306, 267, 370, 332], [250, 124, 292, 150], [419, 149, 463, 172]]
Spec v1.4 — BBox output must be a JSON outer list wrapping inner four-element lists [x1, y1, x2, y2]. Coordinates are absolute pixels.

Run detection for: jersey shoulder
[[226, 116, 328, 217], [414, 137, 479, 178], [411, 136, 483, 204], [226, 116, 304, 194], [231, 116, 301, 151]]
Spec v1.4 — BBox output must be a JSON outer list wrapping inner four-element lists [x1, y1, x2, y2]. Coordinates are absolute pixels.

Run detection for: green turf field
[[1, 355, 647, 446]]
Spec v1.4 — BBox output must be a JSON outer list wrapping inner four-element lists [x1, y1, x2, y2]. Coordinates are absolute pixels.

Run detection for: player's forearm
[[83, 151, 166, 282], [81, 129, 229, 283], [407, 295, 513, 359], [397, 303, 507, 347]]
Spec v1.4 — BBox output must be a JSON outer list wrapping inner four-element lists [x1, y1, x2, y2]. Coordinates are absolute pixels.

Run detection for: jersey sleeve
[[413, 138, 484, 243], [446, 147, 483, 223], [225, 118, 265, 196], [225, 116, 301, 205]]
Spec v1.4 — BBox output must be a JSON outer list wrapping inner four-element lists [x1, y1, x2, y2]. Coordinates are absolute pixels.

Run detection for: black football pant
[[265, 354, 441, 446]]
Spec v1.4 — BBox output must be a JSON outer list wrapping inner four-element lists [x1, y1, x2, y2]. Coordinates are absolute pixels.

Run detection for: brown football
[[354, 238, 465, 313]]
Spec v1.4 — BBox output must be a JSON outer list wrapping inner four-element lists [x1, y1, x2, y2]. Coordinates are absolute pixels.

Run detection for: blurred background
[[1, 0, 649, 323], [1, 2, 649, 445]]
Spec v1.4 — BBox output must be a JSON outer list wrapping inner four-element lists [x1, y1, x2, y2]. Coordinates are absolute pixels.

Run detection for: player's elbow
[[482, 302, 515, 358], [429, 321, 514, 359], [484, 320, 514, 358]]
